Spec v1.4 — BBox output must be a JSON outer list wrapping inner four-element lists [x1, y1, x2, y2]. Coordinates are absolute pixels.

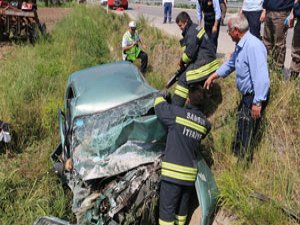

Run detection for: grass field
[[0, 5, 299, 225]]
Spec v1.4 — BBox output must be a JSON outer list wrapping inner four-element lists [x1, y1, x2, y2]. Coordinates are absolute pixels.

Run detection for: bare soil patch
[[0, 7, 71, 59]]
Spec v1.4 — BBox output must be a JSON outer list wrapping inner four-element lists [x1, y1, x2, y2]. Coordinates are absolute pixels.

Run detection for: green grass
[[0, 5, 299, 225]]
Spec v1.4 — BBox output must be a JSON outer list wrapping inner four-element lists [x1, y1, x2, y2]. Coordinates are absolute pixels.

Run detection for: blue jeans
[[163, 2, 172, 23]]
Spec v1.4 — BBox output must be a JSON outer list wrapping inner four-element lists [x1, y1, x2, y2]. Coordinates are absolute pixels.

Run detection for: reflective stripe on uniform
[[162, 162, 197, 182], [162, 162, 197, 174], [175, 215, 187, 225], [174, 84, 189, 99], [162, 169, 197, 181], [176, 117, 207, 134], [182, 53, 191, 64], [197, 27, 205, 39], [154, 97, 166, 107], [159, 218, 174, 225], [186, 59, 220, 82]]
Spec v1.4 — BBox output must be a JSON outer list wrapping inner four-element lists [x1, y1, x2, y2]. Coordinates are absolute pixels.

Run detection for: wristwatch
[[253, 102, 262, 107]]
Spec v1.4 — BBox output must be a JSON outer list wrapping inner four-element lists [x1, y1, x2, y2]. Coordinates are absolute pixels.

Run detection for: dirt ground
[[0, 7, 71, 60]]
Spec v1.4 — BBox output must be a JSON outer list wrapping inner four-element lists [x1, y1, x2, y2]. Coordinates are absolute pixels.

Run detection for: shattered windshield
[[71, 93, 166, 181]]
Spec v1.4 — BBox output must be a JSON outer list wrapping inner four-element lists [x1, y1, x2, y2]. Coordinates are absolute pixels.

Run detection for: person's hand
[[65, 158, 73, 172], [212, 24, 218, 33], [178, 59, 185, 68], [260, 9, 266, 23], [204, 72, 218, 90], [142, 43, 148, 49], [288, 13, 295, 28], [251, 104, 262, 119], [198, 20, 202, 27], [159, 90, 171, 102]]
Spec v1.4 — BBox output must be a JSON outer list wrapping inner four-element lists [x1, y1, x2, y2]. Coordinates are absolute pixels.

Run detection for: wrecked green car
[[34, 61, 218, 225]]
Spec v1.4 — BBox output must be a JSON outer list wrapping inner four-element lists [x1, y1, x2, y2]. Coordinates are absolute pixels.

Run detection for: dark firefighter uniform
[[173, 20, 219, 107], [154, 95, 211, 225]]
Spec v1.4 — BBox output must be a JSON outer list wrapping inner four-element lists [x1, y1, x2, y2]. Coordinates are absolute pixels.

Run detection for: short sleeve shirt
[[122, 31, 140, 48]]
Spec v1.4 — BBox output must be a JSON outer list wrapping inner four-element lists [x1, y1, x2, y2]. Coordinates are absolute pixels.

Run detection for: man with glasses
[[204, 13, 270, 162], [122, 21, 148, 74]]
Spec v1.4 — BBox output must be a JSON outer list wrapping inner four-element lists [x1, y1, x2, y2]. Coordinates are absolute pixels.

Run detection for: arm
[[248, 44, 270, 119], [139, 36, 147, 49], [212, 0, 221, 32], [260, 9, 266, 22], [204, 51, 236, 89], [154, 96, 176, 127], [196, 1, 202, 26], [182, 28, 201, 64]]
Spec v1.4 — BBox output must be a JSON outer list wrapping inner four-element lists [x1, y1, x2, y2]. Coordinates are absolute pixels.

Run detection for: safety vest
[[124, 32, 141, 62]]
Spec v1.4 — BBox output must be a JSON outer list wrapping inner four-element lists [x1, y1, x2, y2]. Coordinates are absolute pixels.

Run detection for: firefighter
[[122, 21, 148, 73], [154, 83, 211, 225], [173, 11, 219, 107]]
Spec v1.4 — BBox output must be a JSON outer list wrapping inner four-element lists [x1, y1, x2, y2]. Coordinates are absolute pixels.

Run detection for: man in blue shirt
[[204, 13, 270, 162], [196, 0, 221, 50]]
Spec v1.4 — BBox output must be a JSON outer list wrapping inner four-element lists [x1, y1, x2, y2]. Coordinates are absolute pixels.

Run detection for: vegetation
[[0, 5, 299, 225]]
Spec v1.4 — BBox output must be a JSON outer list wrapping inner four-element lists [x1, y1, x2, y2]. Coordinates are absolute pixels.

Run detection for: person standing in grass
[[204, 13, 270, 162], [122, 21, 148, 74], [162, 0, 174, 23], [154, 84, 211, 225]]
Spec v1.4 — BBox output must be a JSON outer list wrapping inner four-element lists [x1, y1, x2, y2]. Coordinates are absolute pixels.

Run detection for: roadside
[[113, 3, 293, 69]]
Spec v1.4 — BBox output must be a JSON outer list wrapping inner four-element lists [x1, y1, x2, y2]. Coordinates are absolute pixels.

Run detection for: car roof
[[66, 61, 157, 119]]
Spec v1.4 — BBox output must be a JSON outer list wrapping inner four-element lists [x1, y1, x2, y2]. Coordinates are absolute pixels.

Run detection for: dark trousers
[[204, 19, 221, 51], [127, 50, 148, 73], [159, 180, 192, 224], [163, 2, 172, 23], [232, 93, 269, 162], [138, 50, 148, 73], [243, 10, 262, 39]]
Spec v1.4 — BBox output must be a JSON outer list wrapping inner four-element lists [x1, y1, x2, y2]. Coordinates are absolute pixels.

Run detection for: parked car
[[107, 0, 128, 9], [34, 61, 218, 225]]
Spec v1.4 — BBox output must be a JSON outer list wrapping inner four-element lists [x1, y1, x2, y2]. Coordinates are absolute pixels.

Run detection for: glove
[[159, 90, 171, 103]]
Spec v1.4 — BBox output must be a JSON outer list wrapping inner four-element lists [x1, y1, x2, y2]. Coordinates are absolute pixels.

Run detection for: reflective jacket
[[180, 21, 219, 84], [154, 96, 211, 186], [122, 31, 141, 61]]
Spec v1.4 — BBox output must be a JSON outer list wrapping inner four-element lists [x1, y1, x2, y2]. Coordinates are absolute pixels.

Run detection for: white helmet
[[129, 21, 137, 28]]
